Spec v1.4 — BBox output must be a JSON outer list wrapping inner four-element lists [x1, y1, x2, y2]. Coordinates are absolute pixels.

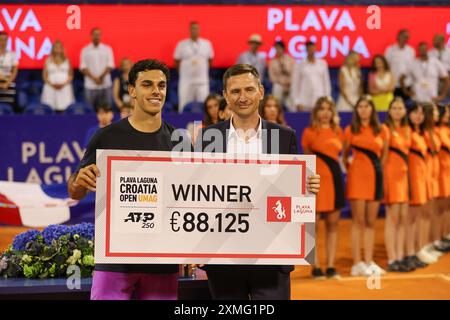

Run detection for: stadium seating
[[64, 102, 95, 115], [162, 101, 176, 113], [183, 101, 203, 113], [167, 88, 179, 107], [73, 79, 85, 102], [0, 103, 14, 115], [17, 90, 28, 111], [23, 103, 54, 115], [7, 65, 385, 115]]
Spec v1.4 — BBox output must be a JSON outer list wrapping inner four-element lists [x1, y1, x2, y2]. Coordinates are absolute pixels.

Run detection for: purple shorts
[[90, 270, 178, 300]]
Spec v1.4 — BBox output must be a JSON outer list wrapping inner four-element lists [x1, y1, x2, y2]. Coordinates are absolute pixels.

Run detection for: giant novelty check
[[95, 150, 316, 265]]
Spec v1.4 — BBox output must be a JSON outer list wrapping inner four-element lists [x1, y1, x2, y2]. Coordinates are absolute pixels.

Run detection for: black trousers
[[205, 265, 291, 300]]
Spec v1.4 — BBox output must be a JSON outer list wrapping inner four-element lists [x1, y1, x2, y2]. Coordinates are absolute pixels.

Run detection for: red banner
[[0, 4, 449, 68]]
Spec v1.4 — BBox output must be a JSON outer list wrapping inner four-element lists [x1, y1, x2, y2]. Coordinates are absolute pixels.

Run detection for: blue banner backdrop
[[0, 112, 388, 185], [1, 112, 390, 220]]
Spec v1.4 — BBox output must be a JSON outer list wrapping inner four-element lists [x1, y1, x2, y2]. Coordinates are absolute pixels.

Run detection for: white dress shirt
[[429, 47, 450, 72], [290, 58, 331, 111], [384, 43, 415, 87], [408, 57, 448, 102], [80, 43, 115, 90], [227, 116, 263, 157], [174, 38, 214, 85]]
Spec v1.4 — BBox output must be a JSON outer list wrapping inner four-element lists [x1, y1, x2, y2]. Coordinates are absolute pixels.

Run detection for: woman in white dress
[[336, 51, 362, 112], [41, 40, 74, 112]]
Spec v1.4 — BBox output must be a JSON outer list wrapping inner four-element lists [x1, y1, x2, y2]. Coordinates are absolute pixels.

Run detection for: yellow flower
[[66, 249, 82, 265]]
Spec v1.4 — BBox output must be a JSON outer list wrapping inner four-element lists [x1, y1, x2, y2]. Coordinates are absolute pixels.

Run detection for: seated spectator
[[218, 97, 232, 121], [368, 54, 395, 111], [268, 40, 295, 110], [113, 58, 133, 110], [0, 32, 18, 110], [120, 102, 134, 119], [337, 51, 362, 112], [237, 34, 266, 80], [83, 104, 114, 148], [41, 40, 75, 112], [259, 95, 287, 126]]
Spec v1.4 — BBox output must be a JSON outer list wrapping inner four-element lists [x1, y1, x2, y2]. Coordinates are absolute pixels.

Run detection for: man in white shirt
[[0, 31, 18, 110], [402, 42, 449, 103], [80, 28, 115, 109], [429, 33, 450, 99], [237, 34, 266, 81], [290, 41, 331, 111], [384, 29, 416, 100], [174, 21, 214, 113]]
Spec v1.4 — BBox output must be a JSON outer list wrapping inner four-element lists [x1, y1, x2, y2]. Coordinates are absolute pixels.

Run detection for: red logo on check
[[267, 197, 291, 222]]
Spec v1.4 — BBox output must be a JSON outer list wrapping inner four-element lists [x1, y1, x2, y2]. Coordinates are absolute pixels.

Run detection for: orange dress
[[344, 124, 389, 201], [409, 130, 428, 206], [437, 125, 450, 198], [301, 127, 345, 212], [425, 129, 441, 200], [383, 124, 411, 204]]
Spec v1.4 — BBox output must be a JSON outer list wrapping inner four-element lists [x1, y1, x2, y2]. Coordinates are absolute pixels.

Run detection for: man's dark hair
[[0, 31, 8, 37], [190, 21, 199, 26], [305, 41, 315, 47], [91, 27, 101, 34], [223, 64, 260, 91], [128, 59, 170, 86], [418, 41, 427, 48], [96, 104, 112, 113], [398, 29, 409, 37]]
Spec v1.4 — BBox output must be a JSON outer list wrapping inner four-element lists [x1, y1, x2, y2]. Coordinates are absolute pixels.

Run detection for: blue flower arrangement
[[41, 224, 71, 245], [12, 229, 41, 251], [0, 223, 95, 279]]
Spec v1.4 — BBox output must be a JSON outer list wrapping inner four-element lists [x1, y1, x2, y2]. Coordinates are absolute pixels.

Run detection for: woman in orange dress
[[301, 96, 344, 279], [417, 102, 443, 263], [438, 104, 450, 248], [437, 105, 450, 199], [434, 104, 450, 252], [382, 97, 413, 272], [343, 95, 389, 276], [405, 103, 429, 267]]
